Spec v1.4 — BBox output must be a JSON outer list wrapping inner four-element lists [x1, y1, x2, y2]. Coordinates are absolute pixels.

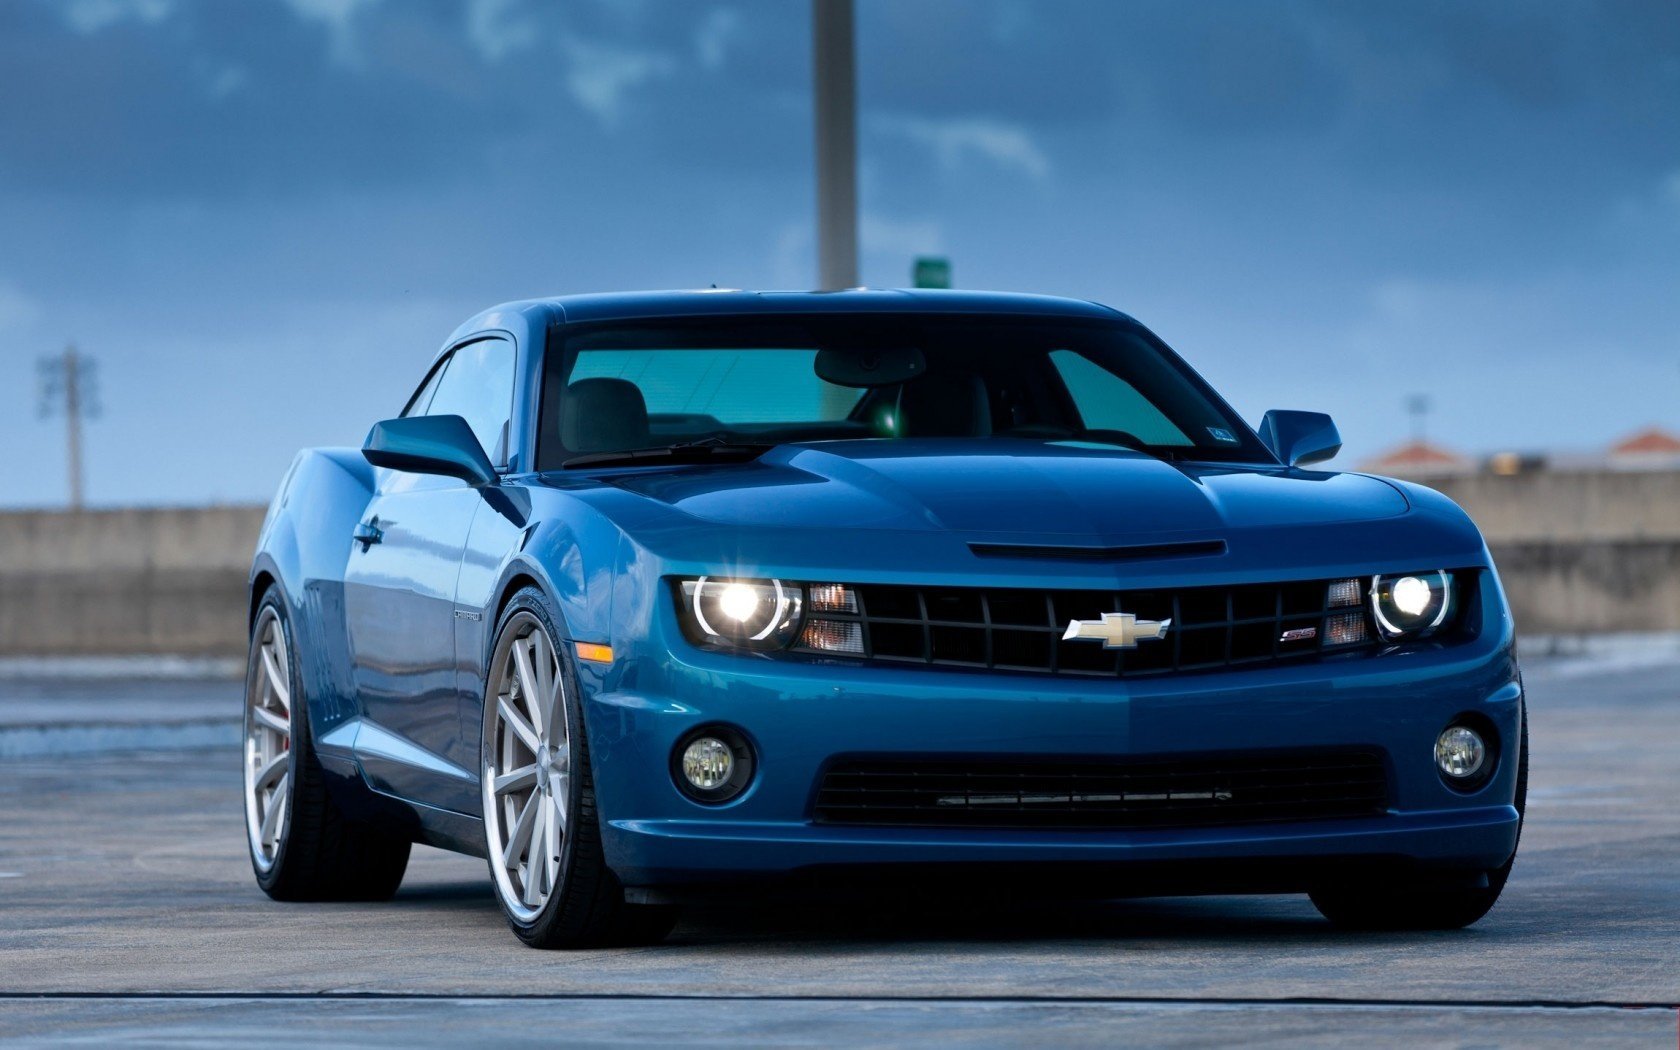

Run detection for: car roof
[[444, 288, 1132, 346]]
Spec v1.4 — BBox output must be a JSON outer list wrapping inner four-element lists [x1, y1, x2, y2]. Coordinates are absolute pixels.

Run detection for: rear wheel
[[481, 588, 677, 948], [244, 589, 410, 901], [1310, 704, 1528, 930]]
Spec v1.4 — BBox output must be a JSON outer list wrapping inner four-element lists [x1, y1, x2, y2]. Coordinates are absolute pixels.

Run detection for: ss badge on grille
[[1062, 611, 1172, 650]]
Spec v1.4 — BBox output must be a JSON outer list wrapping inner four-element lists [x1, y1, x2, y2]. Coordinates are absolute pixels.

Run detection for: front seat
[[895, 370, 992, 438], [562, 377, 650, 452]]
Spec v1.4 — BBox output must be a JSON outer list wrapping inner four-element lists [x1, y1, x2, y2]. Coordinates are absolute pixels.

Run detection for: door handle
[[353, 518, 384, 550]]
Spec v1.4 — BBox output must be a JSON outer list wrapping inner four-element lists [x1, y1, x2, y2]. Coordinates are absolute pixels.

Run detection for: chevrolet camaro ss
[[243, 290, 1525, 948]]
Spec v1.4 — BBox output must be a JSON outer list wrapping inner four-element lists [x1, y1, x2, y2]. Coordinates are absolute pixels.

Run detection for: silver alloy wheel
[[244, 606, 293, 872], [483, 613, 571, 924]]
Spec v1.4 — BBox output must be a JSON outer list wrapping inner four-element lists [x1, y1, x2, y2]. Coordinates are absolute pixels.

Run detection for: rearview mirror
[[362, 415, 497, 486], [1258, 410, 1341, 467], [814, 346, 925, 387]]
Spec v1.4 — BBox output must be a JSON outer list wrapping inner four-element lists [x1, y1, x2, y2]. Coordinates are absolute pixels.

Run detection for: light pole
[[37, 345, 99, 510], [813, 0, 858, 290], [1405, 393, 1431, 446]]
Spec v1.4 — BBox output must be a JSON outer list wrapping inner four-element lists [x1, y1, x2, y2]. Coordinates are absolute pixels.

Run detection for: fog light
[[671, 725, 756, 804], [681, 737, 734, 791], [1435, 725, 1486, 779]]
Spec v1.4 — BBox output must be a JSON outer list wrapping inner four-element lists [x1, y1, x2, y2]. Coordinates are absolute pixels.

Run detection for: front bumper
[[582, 590, 1523, 890]]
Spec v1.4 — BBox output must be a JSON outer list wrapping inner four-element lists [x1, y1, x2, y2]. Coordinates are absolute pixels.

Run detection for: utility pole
[[37, 345, 99, 510], [813, 0, 858, 290], [1405, 393, 1431, 445]]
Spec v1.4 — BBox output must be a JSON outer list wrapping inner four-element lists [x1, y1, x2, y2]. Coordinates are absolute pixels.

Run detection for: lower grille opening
[[814, 750, 1389, 830]]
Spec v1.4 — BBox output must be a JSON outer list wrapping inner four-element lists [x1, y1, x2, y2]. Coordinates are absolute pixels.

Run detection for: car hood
[[590, 439, 1408, 543]]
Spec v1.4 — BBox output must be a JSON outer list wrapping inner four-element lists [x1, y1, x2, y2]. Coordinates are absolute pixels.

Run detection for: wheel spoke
[[252, 706, 289, 737], [270, 794, 288, 851], [493, 764, 538, 796], [253, 751, 287, 792], [511, 640, 543, 737], [259, 772, 288, 845], [543, 679, 565, 755], [261, 646, 290, 710], [497, 696, 540, 754], [502, 791, 537, 869], [543, 788, 560, 889], [550, 776, 568, 832], [532, 634, 557, 734], [523, 802, 548, 906]]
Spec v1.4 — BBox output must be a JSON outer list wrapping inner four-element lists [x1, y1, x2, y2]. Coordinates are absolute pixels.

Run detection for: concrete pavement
[[0, 652, 1675, 1044], [0, 663, 237, 758]]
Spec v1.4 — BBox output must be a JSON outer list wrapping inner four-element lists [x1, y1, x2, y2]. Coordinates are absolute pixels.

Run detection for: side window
[[1048, 349, 1191, 446], [423, 337, 516, 463]]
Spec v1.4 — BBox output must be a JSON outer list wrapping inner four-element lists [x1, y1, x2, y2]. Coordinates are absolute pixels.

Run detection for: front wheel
[[481, 587, 677, 948], [1310, 703, 1528, 930]]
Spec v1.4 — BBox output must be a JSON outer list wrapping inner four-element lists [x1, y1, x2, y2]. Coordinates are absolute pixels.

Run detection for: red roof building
[[1607, 426, 1680, 470], [1609, 427, 1680, 457], [1359, 440, 1471, 477]]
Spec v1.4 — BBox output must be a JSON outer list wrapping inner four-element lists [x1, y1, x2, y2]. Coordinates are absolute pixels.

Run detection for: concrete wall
[[0, 506, 265, 657], [1421, 470, 1680, 543], [1412, 470, 1680, 634], [1483, 540, 1680, 634], [0, 468, 1675, 655]]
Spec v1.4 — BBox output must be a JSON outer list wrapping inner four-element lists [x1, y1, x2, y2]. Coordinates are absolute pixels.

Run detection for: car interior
[[535, 323, 1270, 469]]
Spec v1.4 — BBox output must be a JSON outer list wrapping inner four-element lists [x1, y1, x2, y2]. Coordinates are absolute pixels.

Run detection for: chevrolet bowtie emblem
[[1062, 612, 1173, 650]]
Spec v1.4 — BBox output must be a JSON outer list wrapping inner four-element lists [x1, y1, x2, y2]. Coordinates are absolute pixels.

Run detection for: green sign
[[913, 256, 951, 289]]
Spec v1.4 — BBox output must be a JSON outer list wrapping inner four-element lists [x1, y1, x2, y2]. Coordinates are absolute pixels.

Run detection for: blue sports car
[[244, 290, 1524, 948]]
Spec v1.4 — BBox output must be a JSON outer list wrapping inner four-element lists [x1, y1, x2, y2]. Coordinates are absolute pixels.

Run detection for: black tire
[[483, 587, 679, 949], [1310, 703, 1528, 930], [246, 587, 411, 902]]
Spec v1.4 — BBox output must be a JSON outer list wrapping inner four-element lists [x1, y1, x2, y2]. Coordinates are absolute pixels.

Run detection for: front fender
[[455, 485, 630, 735]]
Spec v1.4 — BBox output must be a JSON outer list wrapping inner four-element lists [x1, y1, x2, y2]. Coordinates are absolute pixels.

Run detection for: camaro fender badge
[[1061, 612, 1172, 650], [453, 609, 483, 622]]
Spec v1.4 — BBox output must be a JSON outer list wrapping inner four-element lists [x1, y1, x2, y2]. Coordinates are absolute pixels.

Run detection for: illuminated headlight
[[1370, 570, 1454, 640], [681, 577, 804, 650]]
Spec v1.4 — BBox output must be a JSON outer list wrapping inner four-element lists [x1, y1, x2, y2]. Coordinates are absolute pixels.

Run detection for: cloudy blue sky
[[0, 0, 1675, 506]]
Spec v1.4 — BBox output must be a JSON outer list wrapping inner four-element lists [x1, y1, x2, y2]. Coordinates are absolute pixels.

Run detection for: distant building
[[1359, 440, 1472, 478], [1608, 426, 1680, 470]]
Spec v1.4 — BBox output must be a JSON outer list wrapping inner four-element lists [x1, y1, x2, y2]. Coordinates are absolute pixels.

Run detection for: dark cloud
[[0, 0, 1673, 505]]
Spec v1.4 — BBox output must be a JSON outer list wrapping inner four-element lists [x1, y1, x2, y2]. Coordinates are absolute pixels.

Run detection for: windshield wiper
[[562, 440, 777, 469]]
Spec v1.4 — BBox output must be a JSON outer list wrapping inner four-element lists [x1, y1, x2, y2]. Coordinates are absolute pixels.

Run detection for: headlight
[[1370, 570, 1454, 640], [680, 577, 804, 650], [677, 577, 868, 654]]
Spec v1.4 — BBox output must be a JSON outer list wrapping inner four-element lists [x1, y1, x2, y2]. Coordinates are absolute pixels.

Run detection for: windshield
[[537, 315, 1273, 469]]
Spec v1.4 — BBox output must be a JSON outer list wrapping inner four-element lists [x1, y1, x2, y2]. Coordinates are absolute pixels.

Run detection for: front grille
[[814, 750, 1389, 829], [802, 579, 1375, 677]]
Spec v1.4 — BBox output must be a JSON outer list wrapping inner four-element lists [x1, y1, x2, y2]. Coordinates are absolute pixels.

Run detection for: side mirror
[[1258, 410, 1341, 467], [362, 415, 497, 487]]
